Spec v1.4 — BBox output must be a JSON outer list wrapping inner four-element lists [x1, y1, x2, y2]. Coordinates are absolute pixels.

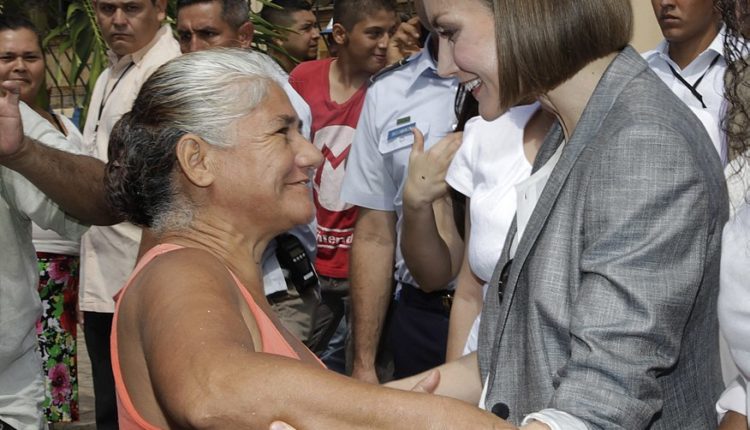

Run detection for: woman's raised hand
[[403, 128, 463, 210]]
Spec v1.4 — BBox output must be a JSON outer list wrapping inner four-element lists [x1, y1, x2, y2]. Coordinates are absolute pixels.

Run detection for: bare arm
[[131, 249, 511, 429], [401, 129, 464, 291], [445, 208, 485, 361], [719, 412, 749, 430], [349, 208, 397, 383], [0, 82, 120, 225], [385, 351, 484, 405]]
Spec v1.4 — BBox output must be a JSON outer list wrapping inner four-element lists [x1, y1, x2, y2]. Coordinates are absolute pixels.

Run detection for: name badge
[[379, 121, 428, 154]]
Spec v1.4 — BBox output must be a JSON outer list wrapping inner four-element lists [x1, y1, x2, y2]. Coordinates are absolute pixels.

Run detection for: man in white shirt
[[79, 1, 180, 428], [0, 86, 119, 429], [644, 0, 727, 164]]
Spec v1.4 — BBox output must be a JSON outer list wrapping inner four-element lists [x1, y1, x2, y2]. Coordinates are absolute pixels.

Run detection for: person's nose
[[189, 36, 208, 53], [377, 32, 390, 49], [295, 135, 323, 171], [11, 57, 27, 73], [436, 38, 459, 78], [112, 8, 127, 27], [311, 28, 321, 41]]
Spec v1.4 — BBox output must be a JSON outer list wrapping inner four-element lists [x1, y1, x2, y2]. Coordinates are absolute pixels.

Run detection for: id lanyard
[[667, 53, 721, 109], [94, 61, 135, 134]]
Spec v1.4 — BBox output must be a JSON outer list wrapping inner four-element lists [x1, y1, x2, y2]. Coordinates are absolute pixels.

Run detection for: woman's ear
[[176, 134, 215, 187]]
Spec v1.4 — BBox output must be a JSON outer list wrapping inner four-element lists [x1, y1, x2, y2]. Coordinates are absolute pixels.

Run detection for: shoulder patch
[[369, 56, 413, 85]]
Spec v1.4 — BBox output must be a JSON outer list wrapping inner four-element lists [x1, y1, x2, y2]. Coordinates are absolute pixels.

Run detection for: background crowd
[[1, 0, 749, 429]]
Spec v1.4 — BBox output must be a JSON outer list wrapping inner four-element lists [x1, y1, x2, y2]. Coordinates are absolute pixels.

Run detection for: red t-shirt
[[290, 59, 368, 278]]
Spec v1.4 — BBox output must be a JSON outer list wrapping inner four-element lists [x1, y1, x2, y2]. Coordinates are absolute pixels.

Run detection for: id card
[[379, 122, 421, 154]]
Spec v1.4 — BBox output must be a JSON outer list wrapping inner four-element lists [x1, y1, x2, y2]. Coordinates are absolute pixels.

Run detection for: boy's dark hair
[[261, 0, 313, 27], [333, 0, 397, 30], [176, 0, 249, 29], [0, 15, 43, 50]]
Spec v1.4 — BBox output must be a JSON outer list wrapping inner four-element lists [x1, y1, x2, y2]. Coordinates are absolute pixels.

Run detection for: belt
[[397, 282, 453, 316]]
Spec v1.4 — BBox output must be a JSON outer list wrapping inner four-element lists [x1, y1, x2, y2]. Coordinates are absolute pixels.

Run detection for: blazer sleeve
[[548, 122, 719, 428]]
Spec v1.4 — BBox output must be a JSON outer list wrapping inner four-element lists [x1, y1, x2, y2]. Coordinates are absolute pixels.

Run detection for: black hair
[[260, 0, 313, 27], [0, 14, 43, 51], [718, 0, 750, 165], [176, 0, 249, 29], [332, 0, 397, 30]]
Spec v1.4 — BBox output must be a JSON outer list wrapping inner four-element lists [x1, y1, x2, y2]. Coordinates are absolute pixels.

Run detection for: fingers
[[401, 17, 421, 41], [0, 80, 21, 100], [411, 369, 441, 394], [411, 127, 425, 154]]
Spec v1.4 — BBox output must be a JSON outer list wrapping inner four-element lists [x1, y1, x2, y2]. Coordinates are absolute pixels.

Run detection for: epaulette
[[369, 56, 413, 85]]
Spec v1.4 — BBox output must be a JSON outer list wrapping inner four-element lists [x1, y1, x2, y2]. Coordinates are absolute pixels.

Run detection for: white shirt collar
[[644, 25, 726, 72]]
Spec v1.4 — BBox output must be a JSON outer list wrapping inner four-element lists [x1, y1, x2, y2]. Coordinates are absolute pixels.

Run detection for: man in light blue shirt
[[342, 37, 458, 382]]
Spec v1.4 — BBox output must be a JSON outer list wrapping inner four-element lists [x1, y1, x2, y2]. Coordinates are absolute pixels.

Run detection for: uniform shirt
[[79, 25, 180, 313], [340, 46, 457, 287], [643, 29, 727, 164], [290, 58, 368, 278], [0, 103, 89, 430]]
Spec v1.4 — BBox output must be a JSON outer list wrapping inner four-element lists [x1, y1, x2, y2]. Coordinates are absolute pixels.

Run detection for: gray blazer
[[478, 46, 728, 429]]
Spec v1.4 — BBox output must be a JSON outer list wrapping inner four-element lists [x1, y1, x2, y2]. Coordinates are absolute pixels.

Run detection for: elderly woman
[[103, 48, 508, 429], [385, 0, 727, 429]]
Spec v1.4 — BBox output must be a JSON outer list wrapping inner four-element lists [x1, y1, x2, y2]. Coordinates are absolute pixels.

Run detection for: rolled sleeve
[[549, 124, 719, 428]]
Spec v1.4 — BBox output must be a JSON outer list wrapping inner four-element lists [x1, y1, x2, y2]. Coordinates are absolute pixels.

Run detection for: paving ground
[[53, 330, 95, 430]]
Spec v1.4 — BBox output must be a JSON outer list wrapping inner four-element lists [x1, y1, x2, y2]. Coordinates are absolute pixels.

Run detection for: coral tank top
[[111, 243, 322, 429]]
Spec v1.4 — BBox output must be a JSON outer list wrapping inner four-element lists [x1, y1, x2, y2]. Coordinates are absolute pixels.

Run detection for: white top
[[446, 105, 536, 356], [446, 104, 536, 282], [511, 139, 565, 258], [79, 25, 181, 313], [341, 46, 458, 288], [0, 103, 89, 429], [716, 156, 750, 427], [32, 114, 85, 255], [478, 135, 585, 430], [643, 30, 728, 164]]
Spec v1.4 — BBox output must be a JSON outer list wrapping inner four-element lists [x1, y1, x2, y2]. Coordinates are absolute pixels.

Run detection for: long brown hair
[[719, 0, 750, 166]]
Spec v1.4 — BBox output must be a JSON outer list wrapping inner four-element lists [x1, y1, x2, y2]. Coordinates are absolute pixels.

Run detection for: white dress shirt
[[79, 25, 181, 313], [0, 103, 89, 430], [643, 29, 728, 164]]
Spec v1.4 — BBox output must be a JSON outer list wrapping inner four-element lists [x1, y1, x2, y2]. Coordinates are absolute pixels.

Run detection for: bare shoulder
[[121, 247, 246, 332]]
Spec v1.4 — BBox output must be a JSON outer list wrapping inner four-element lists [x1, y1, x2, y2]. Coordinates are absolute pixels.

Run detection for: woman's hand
[[403, 128, 463, 211]]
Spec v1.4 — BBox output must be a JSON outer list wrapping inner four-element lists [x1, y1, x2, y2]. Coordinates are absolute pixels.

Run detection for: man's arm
[[0, 82, 121, 226], [349, 207, 397, 383]]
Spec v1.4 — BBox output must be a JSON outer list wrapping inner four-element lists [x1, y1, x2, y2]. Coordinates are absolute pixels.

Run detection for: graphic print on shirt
[[313, 125, 356, 212]]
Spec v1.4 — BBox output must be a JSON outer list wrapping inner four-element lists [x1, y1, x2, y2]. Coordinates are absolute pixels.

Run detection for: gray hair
[[106, 48, 278, 233]]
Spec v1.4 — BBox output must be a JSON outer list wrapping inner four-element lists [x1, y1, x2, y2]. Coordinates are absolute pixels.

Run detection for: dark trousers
[[386, 284, 451, 379], [83, 311, 119, 430]]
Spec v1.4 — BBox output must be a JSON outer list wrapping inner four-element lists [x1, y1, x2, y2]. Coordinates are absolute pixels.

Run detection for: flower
[[48, 364, 72, 405], [47, 261, 72, 284]]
